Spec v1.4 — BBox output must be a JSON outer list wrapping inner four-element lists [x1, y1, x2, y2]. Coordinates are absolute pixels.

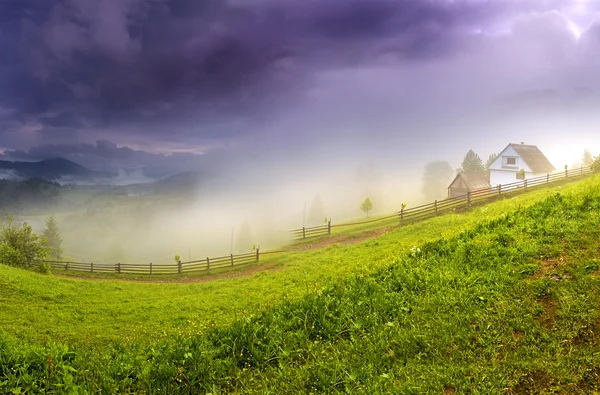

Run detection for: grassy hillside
[[1, 176, 596, 348], [2, 175, 600, 393]]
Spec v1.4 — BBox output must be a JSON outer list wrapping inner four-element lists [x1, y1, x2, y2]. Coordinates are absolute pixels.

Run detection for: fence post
[[230, 254, 234, 266], [117, 262, 120, 273], [547, 173, 549, 183], [177, 260, 182, 274], [566, 168, 568, 178], [327, 220, 331, 235], [256, 247, 260, 262], [435, 200, 438, 215], [91, 262, 94, 273], [524, 179, 528, 191], [150, 262, 153, 275], [65, 262, 68, 270], [206, 257, 210, 270], [400, 207, 404, 223], [302, 227, 306, 239], [467, 191, 471, 205], [498, 184, 501, 196]]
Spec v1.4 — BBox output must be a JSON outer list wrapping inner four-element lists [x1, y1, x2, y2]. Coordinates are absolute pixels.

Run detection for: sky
[[1, 0, 600, 180]]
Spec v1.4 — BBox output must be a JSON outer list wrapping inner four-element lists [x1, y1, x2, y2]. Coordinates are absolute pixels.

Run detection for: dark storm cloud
[[0, 0, 598, 173], [0, 0, 515, 146], [38, 112, 84, 128]]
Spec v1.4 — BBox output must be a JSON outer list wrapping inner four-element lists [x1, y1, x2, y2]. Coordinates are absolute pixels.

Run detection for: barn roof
[[449, 171, 491, 191], [507, 144, 555, 173]]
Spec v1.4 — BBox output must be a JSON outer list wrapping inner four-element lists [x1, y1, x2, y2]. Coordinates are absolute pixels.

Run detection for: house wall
[[488, 145, 534, 173], [490, 169, 548, 186], [449, 177, 466, 190], [489, 145, 539, 186], [449, 188, 468, 198], [448, 176, 466, 198]]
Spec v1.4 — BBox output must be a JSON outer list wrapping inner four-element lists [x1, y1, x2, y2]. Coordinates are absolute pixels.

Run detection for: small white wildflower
[[409, 246, 421, 257]]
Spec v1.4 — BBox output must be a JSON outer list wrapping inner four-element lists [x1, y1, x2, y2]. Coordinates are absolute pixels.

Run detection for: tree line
[[0, 178, 61, 212]]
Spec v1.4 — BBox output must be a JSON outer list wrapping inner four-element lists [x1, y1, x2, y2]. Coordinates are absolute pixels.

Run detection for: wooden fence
[[396, 166, 592, 224], [46, 166, 595, 275], [292, 165, 594, 237], [45, 249, 261, 275], [290, 220, 332, 240]]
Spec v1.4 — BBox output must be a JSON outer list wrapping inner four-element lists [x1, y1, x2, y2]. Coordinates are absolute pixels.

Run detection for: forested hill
[[0, 178, 60, 212], [0, 157, 113, 181]]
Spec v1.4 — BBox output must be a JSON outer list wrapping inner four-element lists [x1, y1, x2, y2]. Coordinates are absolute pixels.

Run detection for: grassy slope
[[0, 175, 598, 350], [2, 175, 600, 393]]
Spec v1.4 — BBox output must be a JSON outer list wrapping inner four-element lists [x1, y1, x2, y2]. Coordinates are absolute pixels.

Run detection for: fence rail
[[396, 167, 592, 224], [290, 221, 331, 240], [45, 166, 595, 276], [290, 167, 592, 240], [45, 249, 263, 275]]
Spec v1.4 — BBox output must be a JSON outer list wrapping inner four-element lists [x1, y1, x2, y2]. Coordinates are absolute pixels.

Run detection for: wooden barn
[[447, 171, 491, 198]]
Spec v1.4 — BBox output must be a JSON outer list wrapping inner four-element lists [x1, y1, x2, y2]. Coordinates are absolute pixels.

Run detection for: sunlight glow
[[567, 19, 582, 39]]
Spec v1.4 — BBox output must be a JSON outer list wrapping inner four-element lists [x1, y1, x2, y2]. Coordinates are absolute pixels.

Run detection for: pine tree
[[236, 220, 253, 253], [42, 215, 62, 261], [459, 149, 485, 173], [307, 194, 325, 226]]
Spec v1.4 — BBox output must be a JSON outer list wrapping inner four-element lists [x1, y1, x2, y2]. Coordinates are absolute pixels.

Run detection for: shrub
[[0, 215, 50, 272]]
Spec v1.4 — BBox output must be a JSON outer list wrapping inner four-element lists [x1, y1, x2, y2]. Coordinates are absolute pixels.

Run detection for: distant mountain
[[0, 157, 114, 181], [109, 171, 205, 196]]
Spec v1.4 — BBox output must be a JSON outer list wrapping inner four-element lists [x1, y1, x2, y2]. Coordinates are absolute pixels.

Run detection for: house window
[[502, 156, 518, 167]]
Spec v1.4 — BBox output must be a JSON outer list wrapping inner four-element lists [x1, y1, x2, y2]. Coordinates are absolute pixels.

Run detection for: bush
[[0, 244, 26, 267], [0, 215, 50, 272]]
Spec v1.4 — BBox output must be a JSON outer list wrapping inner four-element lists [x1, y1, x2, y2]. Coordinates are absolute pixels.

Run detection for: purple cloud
[[0, 0, 599, 162]]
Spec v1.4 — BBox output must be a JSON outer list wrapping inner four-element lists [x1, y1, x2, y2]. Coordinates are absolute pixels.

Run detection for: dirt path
[[54, 227, 394, 284], [289, 226, 395, 252], [53, 261, 283, 284]]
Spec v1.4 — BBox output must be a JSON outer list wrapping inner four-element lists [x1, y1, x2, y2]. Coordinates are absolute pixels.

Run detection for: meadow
[[2, 174, 600, 393]]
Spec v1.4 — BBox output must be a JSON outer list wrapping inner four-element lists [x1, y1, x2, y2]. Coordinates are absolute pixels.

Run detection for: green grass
[[2, 175, 596, 348], [2, 174, 600, 393]]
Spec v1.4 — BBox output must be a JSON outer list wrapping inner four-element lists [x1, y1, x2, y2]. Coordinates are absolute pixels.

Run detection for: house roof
[[506, 143, 556, 173], [449, 171, 491, 191]]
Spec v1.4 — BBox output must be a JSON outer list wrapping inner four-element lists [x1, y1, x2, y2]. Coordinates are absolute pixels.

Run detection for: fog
[[4, 1, 600, 263], [28, 110, 596, 265], [25, 81, 600, 263]]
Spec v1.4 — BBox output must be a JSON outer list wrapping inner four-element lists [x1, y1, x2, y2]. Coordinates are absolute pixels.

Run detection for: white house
[[488, 143, 555, 186]]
